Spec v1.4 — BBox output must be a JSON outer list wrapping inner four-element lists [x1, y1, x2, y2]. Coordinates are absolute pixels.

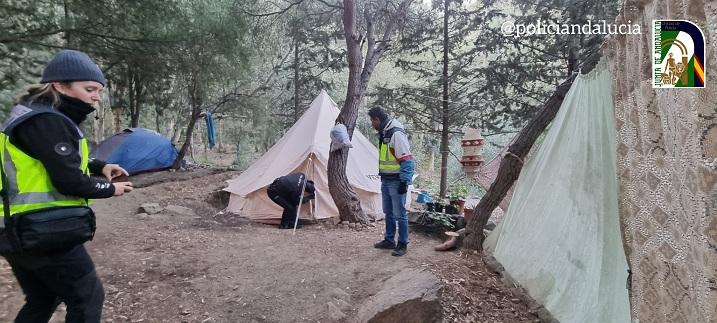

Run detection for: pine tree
[[374, 0, 487, 197], [328, 0, 415, 223]]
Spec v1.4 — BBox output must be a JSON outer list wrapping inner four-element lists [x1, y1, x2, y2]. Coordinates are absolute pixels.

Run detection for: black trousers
[[267, 185, 298, 227], [2, 244, 104, 323]]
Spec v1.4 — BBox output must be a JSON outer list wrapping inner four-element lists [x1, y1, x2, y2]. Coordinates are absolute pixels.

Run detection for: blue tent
[[91, 128, 178, 174]]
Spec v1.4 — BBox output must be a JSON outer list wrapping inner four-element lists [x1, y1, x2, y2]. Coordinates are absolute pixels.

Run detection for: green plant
[[423, 212, 455, 230], [448, 183, 468, 201]]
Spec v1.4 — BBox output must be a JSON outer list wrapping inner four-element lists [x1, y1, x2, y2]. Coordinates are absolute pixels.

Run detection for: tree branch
[[316, 0, 343, 9], [242, 0, 306, 17]]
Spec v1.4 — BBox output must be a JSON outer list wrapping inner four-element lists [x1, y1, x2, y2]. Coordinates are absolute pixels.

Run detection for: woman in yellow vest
[[0, 50, 133, 323]]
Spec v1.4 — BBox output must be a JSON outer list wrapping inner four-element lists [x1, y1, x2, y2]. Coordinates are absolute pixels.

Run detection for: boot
[[287, 217, 303, 229], [392, 243, 407, 257], [374, 239, 396, 249]]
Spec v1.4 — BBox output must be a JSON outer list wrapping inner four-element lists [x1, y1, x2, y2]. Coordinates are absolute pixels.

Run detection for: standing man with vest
[[369, 106, 415, 257], [0, 50, 133, 323]]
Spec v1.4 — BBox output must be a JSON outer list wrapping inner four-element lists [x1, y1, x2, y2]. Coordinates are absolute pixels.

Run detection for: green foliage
[[0, 0, 62, 113], [448, 182, 468, 200], [425, 212, 455, 229], [0, 0, 620, 176], [233, 136, 259, 170], [282, 2, 345, 118], [414, 211, 456, 231], [0, 0, 254, 153], [373, 0, 485, 132], [468, 0, 620, 131]]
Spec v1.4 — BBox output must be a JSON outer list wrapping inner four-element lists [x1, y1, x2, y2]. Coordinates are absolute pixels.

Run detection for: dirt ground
[[1, 170, 540, 323]]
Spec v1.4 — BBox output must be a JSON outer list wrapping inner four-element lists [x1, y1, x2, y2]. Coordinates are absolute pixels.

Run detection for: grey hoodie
[[382, 119, 413, 162]]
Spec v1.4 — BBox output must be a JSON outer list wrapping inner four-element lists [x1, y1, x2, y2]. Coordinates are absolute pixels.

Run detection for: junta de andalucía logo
[[653, 20, 706, 88]]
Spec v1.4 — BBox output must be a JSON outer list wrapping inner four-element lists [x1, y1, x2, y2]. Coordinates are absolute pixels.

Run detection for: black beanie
[[41, 50, 107, 86]]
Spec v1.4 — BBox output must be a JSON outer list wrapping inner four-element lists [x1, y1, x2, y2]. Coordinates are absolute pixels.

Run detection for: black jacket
[[269, 173, 314, 201], [6, 96, 115, 198]]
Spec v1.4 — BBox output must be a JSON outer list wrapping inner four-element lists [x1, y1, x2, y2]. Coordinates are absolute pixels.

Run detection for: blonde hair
[[14, 83, 69, 107]]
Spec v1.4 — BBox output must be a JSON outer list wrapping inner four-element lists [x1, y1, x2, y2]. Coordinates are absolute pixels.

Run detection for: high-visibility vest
[[0, 104, 90, 227], [378, 127, 405, 175]]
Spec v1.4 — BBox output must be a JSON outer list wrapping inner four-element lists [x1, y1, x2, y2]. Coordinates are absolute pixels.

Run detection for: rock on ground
[[353, 268, 443, 323], [163, 205, 196, 217], [327, 301, 347, 321], [138, 203, 163, 215]]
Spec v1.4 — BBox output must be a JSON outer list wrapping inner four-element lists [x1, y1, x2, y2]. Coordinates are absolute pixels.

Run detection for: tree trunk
[[128, 70, 136, 127], [328, 0, 414, 223], [63, 0, 72, 47], [173, 110, 201, 169], [427, 148, 435, 176], [92, 100, 105, 144], [111, 106, 122, 133], [328, 0, 367, 223], [439, 0, 450, 198], [170, 117, 180, 144], [328, 0, 412, 223], [110, 81, 126, 133], [463, 75, 576, 250], [439, 123, 450, 197], [155, 106, 163, 134], [216, 117, 223, 152], [201, 120, 208, 161], [293, 36, 301, 122], [173, 79, 203, 169], [128, 69, 144, 128]]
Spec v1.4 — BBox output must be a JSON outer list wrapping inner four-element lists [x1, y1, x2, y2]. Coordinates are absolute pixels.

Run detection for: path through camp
[[1, 170, 540, 323]]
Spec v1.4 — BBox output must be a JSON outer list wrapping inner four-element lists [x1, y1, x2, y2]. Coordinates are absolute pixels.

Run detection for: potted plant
[[448, 185, 468, 214]]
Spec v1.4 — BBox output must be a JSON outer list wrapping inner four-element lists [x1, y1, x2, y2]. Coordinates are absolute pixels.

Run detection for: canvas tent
[[224, 90, 383, 223], [91, 128, 178, 175]]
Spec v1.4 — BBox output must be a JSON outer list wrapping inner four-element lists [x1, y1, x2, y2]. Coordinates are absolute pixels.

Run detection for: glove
[[398, 181, 408, 195]]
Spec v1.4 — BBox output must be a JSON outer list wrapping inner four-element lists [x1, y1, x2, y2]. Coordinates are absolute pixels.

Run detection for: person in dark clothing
[[0, 50, 133, 323], [266, 173, 315, 229]]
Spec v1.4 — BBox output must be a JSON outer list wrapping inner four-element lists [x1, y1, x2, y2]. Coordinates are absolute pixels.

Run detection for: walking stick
[[293, 154, 314, 235], [293, 178, 306, 235]]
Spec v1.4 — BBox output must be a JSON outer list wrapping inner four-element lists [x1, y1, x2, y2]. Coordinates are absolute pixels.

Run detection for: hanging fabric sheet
[[484, 59, 631, 323]]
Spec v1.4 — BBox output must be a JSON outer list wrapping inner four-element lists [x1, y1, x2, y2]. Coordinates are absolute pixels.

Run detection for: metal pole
[[293, 178, 306, 235], [293, 154, 314, 234]]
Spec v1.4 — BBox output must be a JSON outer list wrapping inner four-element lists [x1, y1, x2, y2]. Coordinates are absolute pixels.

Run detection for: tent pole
[[310, 154, 317, 222], [309, 158, 319, 223]]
